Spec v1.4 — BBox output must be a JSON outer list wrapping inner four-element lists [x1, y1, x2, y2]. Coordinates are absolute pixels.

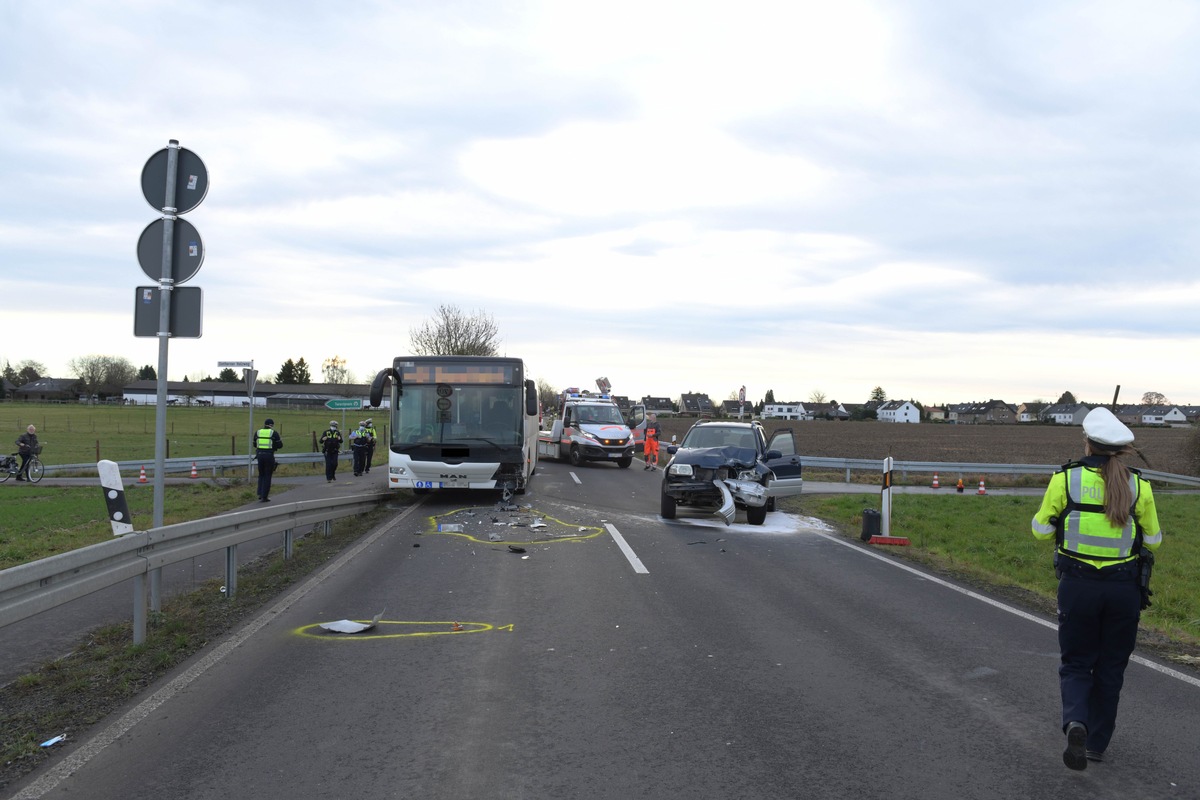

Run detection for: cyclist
[[15, 424, 38, 482]]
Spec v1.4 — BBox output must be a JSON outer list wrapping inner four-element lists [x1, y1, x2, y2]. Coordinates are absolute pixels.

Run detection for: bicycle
[[1, 445, 44, 484]]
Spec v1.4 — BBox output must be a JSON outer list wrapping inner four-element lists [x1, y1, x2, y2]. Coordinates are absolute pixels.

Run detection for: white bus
[[368, 356, 540, 499]]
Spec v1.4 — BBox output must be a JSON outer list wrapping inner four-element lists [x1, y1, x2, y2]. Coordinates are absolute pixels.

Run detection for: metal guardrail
[[42, 452, 343, 477], [0, 491, 389, 642], [799, 457, 1200, 489]]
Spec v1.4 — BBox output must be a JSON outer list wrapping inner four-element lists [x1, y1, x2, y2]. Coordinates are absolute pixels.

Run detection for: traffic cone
[[956, 478, 964, 493], [451, 622, 464, 632], [190, 461, 198, 479], [977, 479, 987, 495], [931, 473, 940, 489], [138, 465, 148, 484]]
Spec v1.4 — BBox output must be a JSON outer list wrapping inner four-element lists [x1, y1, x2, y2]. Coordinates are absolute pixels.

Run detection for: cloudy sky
[[3, 0, 1198, 408]]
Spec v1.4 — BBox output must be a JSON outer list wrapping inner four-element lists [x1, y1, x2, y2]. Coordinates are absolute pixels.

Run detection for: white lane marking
[[570, 472, 582, 484], [12, 498, 430, 799], [606, 523, 649, 574], [817, 530, 1200, 690]]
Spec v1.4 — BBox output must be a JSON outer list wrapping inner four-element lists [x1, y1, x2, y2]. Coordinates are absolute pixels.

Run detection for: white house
[[877, 400, 920, 424], [1139, 406, 1187, 425], [761, 403, 811, 420]]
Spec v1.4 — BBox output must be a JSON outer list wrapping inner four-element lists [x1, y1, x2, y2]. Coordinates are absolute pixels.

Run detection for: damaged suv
[[660, 420, 803, 525]]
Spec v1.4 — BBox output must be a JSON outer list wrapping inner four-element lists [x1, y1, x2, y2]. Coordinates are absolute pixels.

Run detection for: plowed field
[[654, 419, 1195, 475]]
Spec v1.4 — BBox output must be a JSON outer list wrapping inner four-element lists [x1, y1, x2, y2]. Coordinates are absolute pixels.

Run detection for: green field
[[0, 403, 375, 465]]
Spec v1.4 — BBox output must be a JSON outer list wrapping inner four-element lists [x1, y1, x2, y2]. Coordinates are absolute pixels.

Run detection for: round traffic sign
[[141, 147, 209, 213], [137, 218, 204, 284]]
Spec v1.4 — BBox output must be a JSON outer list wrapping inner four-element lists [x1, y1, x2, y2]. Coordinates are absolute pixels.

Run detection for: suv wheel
[[660, 490, 677, 519]]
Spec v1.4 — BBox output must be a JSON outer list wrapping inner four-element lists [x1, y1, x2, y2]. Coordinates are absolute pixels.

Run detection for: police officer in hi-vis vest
[[255, 418, 283, 501], [319, 420, 343, 482], [363, 418, 377, 473], [1032, 407, 1163, 770]]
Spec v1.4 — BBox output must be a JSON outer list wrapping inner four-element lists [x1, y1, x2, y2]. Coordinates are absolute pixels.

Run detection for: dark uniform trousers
[[256, 449, 276, 499], [1056, 558, 1141, 754]]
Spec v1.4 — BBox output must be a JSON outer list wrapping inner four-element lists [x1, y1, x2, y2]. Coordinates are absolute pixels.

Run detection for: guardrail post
[[133, 574, 147, 644], [225, 544, 238, 599], [323, 519, 332, 537], [283, 528, 294, 559]]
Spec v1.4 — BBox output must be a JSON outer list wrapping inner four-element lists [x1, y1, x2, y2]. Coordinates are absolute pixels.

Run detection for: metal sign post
[[135, 139, 208, 621], [218, 360, 255, 478]]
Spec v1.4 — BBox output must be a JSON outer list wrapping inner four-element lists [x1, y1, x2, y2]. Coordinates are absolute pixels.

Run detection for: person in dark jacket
[[319, 420, 343, 482], [255, 419, 283, 501], [15, 425, 38, 481]]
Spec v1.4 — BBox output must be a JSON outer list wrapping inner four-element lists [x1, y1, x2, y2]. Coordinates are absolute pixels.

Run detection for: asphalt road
[[6, 461, 1199, 799]]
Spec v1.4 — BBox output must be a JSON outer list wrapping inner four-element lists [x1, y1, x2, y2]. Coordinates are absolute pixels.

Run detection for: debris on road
[[319, 609, 385, 634]]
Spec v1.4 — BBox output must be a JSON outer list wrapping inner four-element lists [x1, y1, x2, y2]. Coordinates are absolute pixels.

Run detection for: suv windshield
[[681, 426, 756, 450]]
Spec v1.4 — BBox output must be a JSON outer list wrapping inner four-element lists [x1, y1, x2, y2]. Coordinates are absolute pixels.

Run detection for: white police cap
[[1083, 407, 1134, 447]]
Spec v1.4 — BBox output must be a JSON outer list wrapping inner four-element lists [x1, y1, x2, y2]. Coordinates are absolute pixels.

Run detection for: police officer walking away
[[363, 417, 377, 473], [350, 420, 369, 477], [255, 418, 283, 501], [320, 420, 342, 482], [1031, 407, 1163, 770]]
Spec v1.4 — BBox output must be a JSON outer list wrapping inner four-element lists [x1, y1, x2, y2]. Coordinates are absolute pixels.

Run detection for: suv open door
[[764, 429, 803, 498]]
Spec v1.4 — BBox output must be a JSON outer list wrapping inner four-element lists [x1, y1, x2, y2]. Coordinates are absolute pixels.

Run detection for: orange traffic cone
[[451, 622, 464, 632], [931, 473, 940, 489], [956, 478, 964, 494], [138, 465, 148, 484], [977, 479, 987, 495], [190, 461, 198, 479]]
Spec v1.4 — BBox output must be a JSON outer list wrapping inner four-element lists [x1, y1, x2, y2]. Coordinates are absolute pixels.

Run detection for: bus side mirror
[[525, 379, 538, 416], [369, 367, 398, 407]]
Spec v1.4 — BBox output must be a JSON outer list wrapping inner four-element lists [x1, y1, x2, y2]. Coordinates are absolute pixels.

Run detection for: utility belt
[[1054, 552, 1137, 582]]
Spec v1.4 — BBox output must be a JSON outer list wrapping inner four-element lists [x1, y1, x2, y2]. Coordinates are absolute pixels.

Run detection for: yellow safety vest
[[256, 428, 275, 451], [1057, 464, 1140, 563]]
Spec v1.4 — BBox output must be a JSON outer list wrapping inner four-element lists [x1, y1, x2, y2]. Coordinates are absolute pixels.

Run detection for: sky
[[3, 0, 1199, 408]]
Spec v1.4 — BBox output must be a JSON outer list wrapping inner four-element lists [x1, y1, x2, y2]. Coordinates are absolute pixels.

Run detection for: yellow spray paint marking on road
[[427, 506, 605, 545], [294, 620, 513, 640]]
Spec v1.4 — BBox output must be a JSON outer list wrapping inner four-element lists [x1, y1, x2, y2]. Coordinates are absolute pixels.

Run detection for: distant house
[[121, 380, 376, 409], [761, 402, 809, 420], [678, 392, 715, 417], [1042, 403, 1090, 425], [1136, 405, 1187, 425], [925, 406, 947, 422], [877, 400, 920, 424], [950, 400, 1017, 424], [640, 396, 674, 413], [14, 378, 80, 403], [1017, 402, 1047, 423]]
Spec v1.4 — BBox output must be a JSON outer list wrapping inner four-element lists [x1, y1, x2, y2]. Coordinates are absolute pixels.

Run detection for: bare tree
[[409, 304, 500, 356], [323, 355, 353, 384], [537, 378, 559, 415], [69, 355, 136, 402], [808, 390, 827, 404], [1141, 391, 1169, 406]]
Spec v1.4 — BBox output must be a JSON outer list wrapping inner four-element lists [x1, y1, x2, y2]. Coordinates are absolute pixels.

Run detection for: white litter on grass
[[40, 734, 66, 748], [319, 609, 385, 634]]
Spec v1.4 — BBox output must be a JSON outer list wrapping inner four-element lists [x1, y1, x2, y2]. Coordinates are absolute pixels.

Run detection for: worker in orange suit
[[642, 412, 662, 471]]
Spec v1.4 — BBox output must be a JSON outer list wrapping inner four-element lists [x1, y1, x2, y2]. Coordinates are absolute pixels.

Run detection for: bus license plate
[[413, 481, 443, 489]]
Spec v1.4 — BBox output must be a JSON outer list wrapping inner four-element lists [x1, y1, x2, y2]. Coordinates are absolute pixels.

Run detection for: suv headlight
[[668, 463, 693, 477]]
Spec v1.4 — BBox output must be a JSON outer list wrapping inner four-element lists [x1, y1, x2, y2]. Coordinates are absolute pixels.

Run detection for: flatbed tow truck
[[536, 379, 637, 468]]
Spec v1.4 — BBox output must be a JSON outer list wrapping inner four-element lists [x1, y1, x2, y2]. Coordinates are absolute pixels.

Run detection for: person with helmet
[[319, 420, 343, 482], [363, 417, 377, 473], [350, 420, 370, 477], [255, 418, 283, 501], [1032, 407, 1163, 770]]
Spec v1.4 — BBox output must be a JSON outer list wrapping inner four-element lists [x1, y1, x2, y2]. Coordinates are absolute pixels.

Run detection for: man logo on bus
[[439, 473, 468, 479]]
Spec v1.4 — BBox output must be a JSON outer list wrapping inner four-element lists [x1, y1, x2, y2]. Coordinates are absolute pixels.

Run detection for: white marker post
[[98, 460, 134, 537]]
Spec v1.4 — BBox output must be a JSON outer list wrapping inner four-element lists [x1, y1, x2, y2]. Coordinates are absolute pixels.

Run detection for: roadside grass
[[783, 492, 1200, 654], [0, 500, 397, 788], [0, 484, 259, 570], [0, 404, 368, 466]]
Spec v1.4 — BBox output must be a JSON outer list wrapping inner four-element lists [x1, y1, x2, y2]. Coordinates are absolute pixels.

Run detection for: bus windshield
[[394, 384, 524, 446]]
